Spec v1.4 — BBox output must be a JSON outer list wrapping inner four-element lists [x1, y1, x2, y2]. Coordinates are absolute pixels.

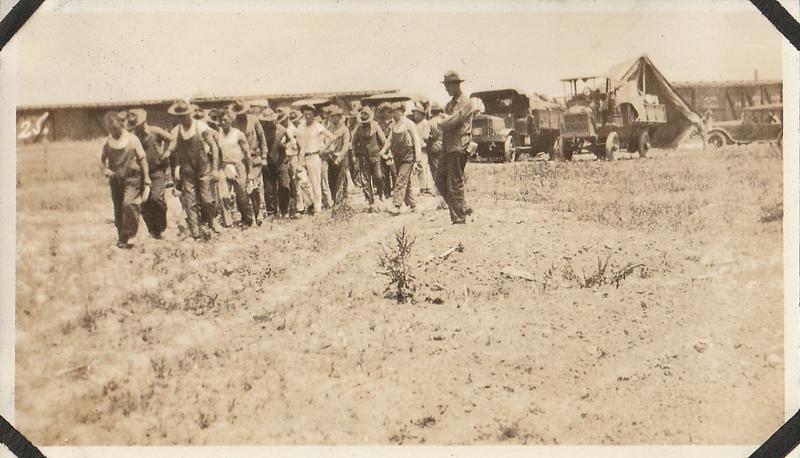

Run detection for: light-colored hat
[[168, 99, 198, 116], [327, 105, 344, 116], [275, 107, 290, 123], [229, 101, 251, 115], [249, 99, 270, 109], [299, 104, 317, 114], [126, 108, 147, 129], [378, 101, 393, 112], [358, 107, 374, 123], [288, 109, 302, 122], [411, 101, 426, 114], [259, 107, 278, 122], [430, 102, 444, 113], [441, 70, 465, 84], [390, 101, 405, 112]]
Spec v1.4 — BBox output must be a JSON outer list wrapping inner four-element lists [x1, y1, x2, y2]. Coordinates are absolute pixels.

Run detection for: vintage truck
[[470, 89, 562, 162], [557, 76, 666, 161], [706, 103, 783, 149]]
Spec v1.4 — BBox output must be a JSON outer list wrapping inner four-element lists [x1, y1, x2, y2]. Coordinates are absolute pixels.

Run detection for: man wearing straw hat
[[99, 110, 151, 248], [322, 105, 352, 207], [165, 99, 221, 239], [410, 101, 433, 195], [378, 102, 424, 215], [259, 107, 292, 218], [127, 108, 174, 239], [350, 106, 387, 211], [229, 100, 268, 224], [436, 70, 474, 225]]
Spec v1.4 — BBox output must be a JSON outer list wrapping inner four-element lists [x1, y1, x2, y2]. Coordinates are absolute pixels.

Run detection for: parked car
[[558, 76, 666, 161], [470, 89, 562, 162], [706, 104, 783, 148]]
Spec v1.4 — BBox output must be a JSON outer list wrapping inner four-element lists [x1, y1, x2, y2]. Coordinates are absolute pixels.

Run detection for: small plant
[[378, 227, 416, 303], [562, 255, 646, 289]]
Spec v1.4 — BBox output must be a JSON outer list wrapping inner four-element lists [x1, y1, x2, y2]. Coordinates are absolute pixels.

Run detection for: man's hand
[[414, 160, 423, 172], [141, 184, 151, 202], [103, 168, 115, 178]]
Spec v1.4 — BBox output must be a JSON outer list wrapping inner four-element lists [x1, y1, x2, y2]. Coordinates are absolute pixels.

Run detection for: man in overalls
[[127, 108, 174, 239], [379, 102, 423, 215], [166, 100, 220, 240], [350, 106, 387, 211], [99, 111, 151, 248]]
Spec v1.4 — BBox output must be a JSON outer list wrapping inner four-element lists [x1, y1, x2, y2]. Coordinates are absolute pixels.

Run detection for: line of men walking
[[98, 71, 474, 248]]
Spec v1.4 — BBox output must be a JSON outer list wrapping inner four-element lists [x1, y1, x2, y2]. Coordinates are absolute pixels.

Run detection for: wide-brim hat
[[377, 101, 393, 112], [126, 108, 147, 129], [168, 100, 198, 116], [275, 107, 290, 123], [390, 101, 406, 112], [249, 98, 270, 109], [229, 101, 251, 115], [259, 107, 278, 122], [288, 109, 302, 122], [441, 70, 465, 84], [299, 104, 317, 114], [327, 105, 344, 117], [430, 101, 444, 113], [411, 101, 426, 114], [358, 107, 374, 123]]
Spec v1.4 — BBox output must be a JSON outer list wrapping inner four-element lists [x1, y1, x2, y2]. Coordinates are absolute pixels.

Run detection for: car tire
[[707, 132, 726, 149], [637, 130, 651, 158], [503, 135, 517, 162], [604, 132, 619, 161]]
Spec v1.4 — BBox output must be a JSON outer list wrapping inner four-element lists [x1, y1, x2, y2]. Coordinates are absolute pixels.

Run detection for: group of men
[[98, 70, 474, 248]]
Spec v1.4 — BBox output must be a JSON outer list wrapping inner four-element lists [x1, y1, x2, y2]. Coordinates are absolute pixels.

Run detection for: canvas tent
[[606, 54, 702, 147]]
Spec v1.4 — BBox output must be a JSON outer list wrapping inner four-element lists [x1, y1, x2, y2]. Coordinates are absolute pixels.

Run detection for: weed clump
[[378, 227, 416, 303]]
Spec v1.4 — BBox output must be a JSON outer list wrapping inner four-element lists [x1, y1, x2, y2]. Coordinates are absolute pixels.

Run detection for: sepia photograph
[[2, 0, 798, 454]]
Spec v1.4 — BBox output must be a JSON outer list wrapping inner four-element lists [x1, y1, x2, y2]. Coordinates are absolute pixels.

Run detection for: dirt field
[[14, 140, 784, 445]]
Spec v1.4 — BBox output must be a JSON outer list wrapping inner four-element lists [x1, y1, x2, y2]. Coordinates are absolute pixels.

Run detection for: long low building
[[16, 90, 396, 144], [672, 79, 782, 122]]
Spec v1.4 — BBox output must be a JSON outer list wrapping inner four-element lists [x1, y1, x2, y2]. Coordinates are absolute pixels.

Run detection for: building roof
[[672, 79, 782, 88], [17, 89, 397, 111]]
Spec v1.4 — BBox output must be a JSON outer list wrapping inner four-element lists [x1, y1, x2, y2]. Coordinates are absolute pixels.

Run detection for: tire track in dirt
[[256, 200, 439, 322]]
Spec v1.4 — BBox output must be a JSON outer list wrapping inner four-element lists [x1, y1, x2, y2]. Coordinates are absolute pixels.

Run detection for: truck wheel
[[604, 132, 620, 161], [637, 130, 651, 158], [503, 135, 517, 162], [707, 132, 726, 149]]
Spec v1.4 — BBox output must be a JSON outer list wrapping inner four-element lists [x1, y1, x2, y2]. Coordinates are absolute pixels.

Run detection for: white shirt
[[294, 121, 327, 155], [218, 127, 247, 163]]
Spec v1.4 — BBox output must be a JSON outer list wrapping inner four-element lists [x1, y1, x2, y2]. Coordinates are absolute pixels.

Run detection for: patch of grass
[[378, 227, 416, 304]]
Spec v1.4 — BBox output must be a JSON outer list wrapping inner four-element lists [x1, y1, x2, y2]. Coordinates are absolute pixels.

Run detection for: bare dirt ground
[[14, 140, 784, 445]]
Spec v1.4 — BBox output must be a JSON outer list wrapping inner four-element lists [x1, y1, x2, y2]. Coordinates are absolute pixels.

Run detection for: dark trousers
[[141, 170, 167, 236], [427, 151, 441, 194], [263, 162, 291, 216], [435, 150, 468, 222], [227, 161, 255, 225], [380, 158, 395, 199], [357, 155, 383, 205], [109, 176, 142, 243], [348, 150, 362, 187], [249, 164, 263, 220], [181, 172, 216, 239], [329, 157, 349, 206]]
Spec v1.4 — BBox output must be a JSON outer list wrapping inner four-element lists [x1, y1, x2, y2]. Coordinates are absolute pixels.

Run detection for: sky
[[13, 1, 785, 107]]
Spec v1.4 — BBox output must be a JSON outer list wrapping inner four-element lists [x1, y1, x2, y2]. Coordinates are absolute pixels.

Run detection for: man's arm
[[409, 121, 423, 161], [98, 142, 114, 177], [131, 136, 151, 199], [335, 128, 351, 163], [238, 132, 252, 174], [438, 98, 472, 131], [201, 130, 220, 172], [252, 119, 267, 159], [154, 126, 176, 160]]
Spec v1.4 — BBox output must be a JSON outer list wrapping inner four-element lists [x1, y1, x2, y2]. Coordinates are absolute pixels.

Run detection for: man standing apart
[[436, 70, 474, 224], [127, 108, 174, 239], [99, 111, 151, 248], [379, 102, 423, 215], [259, 107, 292, 218], [166, 100, 221, 240], [322, 105, 352, 207]]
